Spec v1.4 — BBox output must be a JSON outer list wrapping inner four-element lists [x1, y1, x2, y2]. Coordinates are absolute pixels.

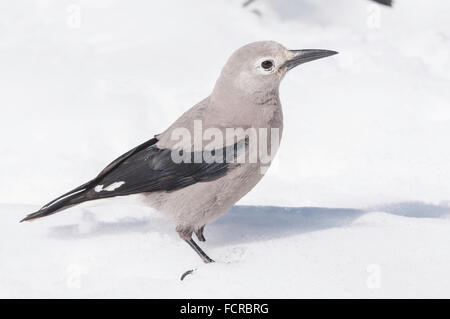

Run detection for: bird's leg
[[177, 225, 214, 263], [180, 238, 214, 280], [177, 226, 214, 280], [195, 225, 206, 242], [184, 238, 214, 263]]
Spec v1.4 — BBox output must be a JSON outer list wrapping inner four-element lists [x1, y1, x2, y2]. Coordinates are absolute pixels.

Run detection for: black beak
[[283, 49, 338, 70]]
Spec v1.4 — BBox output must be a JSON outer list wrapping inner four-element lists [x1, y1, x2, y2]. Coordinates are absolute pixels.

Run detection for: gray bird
[[21, 41, 337, 266]]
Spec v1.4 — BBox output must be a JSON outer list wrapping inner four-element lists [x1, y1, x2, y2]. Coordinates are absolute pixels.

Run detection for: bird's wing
[[95, 137, 160, 180], [21, 136, 243, 222], [88, 139, 239, 198]]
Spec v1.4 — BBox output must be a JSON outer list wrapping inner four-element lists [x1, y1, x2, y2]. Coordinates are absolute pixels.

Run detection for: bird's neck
[[209, 83, 283, 132], [211, 76, 280, 107]]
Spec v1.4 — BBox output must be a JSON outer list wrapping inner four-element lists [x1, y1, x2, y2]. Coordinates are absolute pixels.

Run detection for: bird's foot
[[180, 259, 215, 281], [180, 239, 215, 281]]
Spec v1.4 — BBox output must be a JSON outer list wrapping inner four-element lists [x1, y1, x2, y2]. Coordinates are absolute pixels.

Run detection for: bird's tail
[[20, 182, 92, 222]]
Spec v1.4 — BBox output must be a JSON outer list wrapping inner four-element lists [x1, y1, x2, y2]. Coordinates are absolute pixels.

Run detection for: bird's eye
[[261, 60, 274, 70]]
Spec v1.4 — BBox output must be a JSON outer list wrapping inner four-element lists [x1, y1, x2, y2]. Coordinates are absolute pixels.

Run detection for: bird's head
[[213, 41, 337, 100]]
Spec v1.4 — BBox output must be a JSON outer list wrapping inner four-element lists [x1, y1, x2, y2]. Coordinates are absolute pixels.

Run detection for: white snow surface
[[2, 202, 450, 298], [1, 0, 450, 298]]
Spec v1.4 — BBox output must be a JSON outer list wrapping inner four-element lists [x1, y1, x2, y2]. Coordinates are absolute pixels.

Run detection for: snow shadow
[[371, 201, 450, 219], [207, 202, 450, 246], [206, 205, 365, 246], [47, 214, 173, 240], [47, 205, 365, 245], [47, 202, 450, 245]]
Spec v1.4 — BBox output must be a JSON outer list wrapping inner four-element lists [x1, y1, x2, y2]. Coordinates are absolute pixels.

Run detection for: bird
[[21, 41, 337, 266]]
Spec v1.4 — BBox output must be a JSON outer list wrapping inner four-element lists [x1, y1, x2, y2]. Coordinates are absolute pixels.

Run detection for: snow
[[1, 0, 450, 297], [2, 202, 450, 298]]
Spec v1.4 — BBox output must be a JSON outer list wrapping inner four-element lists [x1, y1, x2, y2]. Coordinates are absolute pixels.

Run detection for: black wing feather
[[90, 145, 232, 198], [21, 137, 238, 221]]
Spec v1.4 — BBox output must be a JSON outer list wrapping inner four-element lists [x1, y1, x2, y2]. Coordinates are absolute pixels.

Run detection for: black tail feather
[[20, 137, 160, 223], [20, 184, 91, 222]]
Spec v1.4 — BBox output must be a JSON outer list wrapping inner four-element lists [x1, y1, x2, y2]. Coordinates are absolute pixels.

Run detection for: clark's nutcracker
[[21, 41, 337, 264]]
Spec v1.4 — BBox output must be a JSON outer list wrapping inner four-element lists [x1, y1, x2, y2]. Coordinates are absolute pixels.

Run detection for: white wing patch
[[94, 181, 126, 193]]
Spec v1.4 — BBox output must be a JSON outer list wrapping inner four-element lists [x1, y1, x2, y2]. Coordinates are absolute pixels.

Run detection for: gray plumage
[[21, 41, 337, 264]]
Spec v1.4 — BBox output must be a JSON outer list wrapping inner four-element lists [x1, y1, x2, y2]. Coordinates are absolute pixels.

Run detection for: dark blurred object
[[372, 0, 392, 6], [243, 0, 393, 8]]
